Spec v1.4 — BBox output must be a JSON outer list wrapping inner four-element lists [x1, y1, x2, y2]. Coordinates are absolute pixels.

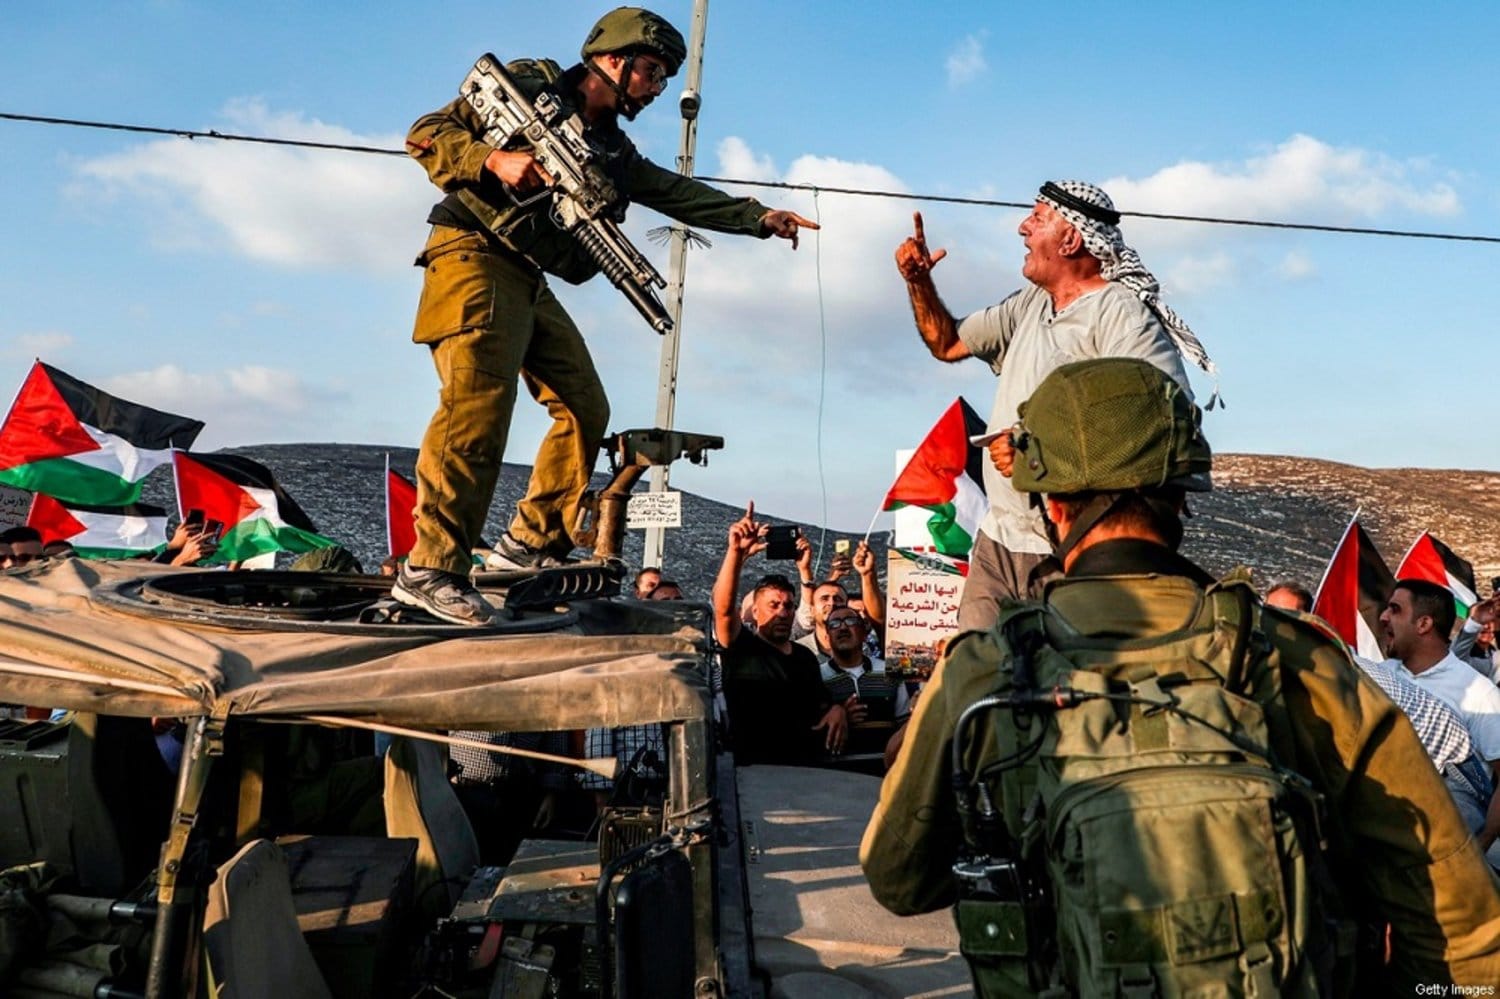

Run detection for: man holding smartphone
[[158, 511, 220, 567], [712, 504, 851, 764], [791, 535, 886, 656]]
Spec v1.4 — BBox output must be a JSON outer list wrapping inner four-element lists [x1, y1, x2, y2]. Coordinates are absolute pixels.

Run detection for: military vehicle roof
[[0, 558, 710, 731]]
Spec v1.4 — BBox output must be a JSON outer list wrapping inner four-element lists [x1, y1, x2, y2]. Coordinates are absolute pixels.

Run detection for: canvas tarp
[[0, 559, 710, 731]]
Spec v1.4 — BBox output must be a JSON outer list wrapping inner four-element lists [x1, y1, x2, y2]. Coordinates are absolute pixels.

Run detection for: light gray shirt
[[957, 282, 1191, 553]]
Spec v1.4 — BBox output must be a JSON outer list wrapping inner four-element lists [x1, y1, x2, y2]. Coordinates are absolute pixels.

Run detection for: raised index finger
[[912, 211, 926, 244]]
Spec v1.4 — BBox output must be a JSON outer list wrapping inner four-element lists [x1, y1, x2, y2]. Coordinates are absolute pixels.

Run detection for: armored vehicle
[[0, 554, 963, 997]]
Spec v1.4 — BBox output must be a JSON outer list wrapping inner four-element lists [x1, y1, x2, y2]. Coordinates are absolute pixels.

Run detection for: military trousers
[[409, 225, 609, 575]]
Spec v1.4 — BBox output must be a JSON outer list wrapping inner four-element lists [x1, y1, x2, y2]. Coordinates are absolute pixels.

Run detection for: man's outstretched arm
[[713, 503, 764, 648], [896, 211, 969, 363], [854, 541, 886, 631]]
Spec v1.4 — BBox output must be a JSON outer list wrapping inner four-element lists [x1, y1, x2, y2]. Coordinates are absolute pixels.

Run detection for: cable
[[698, 177, 1500, 246], [5, 110, 1500, 245], [812, 189, 829, 570], [0, 111, 404, 156]]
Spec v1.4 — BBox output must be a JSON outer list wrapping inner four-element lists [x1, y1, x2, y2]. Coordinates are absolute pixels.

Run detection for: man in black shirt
[[712, 503, 849, 765]]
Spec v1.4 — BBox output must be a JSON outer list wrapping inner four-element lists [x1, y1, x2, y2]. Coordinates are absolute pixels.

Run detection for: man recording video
[[395, 7, 817, 626]]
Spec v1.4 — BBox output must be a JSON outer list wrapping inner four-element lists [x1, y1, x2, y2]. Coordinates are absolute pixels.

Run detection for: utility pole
[[643, 0, 707, 570]]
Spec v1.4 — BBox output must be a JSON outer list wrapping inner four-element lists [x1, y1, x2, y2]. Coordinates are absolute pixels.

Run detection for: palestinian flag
[[1312, 514, 1395, 661], [26, 493, 168, 558], [881, 398, 988, 558], [385, 457, 417, 560], [0, 361, 203, 505], [172, 451, 333, 563], [1395, 531, 1478, 619]]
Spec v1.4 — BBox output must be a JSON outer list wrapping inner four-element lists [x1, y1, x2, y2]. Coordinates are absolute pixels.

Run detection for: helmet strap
[[1051, 492, 1124, 565], [1047, 490, 1186, 564], [586, 53, 644, 121], [1143, 494, 1186, 550]]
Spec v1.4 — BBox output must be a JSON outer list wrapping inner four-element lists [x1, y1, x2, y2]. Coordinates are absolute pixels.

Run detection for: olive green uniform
[[404, 59, 770, 573], [860, 539, 1500, 992]]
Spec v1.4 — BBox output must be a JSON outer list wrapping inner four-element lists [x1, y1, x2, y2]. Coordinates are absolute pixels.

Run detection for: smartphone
[[184, 508, 205, 529], [765, 525, 800, 560], [201, 519, 225, 543], [834, 539, 851, 556]]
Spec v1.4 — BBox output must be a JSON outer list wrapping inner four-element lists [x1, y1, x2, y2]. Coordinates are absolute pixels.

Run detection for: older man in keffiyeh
[[895, 181, 1215, 632]]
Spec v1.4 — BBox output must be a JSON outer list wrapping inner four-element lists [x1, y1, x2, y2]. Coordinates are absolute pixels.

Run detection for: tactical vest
[[953, 577, 1354, 998]]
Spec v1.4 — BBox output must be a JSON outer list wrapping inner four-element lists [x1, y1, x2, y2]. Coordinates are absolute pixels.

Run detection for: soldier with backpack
[[861, 357, 1500, 994]]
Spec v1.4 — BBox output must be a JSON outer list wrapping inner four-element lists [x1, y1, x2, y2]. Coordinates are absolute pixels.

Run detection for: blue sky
[[3, 2, 1497, 535]]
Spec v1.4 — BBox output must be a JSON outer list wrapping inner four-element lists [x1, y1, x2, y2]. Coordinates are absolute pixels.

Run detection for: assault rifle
[[459, 54, 674, 334]]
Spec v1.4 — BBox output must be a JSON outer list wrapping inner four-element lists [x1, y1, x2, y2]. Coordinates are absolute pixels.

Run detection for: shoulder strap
[[1200, 575, 1258, 694], [995, 602, 1057, 694]]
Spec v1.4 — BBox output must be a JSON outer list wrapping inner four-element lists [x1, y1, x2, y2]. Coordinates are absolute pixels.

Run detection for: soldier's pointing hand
[[761, 210, 820, 250]]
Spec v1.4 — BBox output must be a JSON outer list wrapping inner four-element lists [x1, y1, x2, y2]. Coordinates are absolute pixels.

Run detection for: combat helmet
[[1011, 357, 1210, 557], [581, 7, 687, 76], [1012, 357, 1210, 494], [289, 544, 365, 575]]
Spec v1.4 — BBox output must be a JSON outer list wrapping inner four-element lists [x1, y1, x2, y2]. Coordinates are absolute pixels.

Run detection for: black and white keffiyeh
[[1038, 180, 1221, 403]]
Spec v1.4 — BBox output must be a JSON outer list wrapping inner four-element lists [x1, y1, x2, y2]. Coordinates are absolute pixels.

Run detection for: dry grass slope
[[1199, 454, 1500, 595], [142, 445, 1499, 601]]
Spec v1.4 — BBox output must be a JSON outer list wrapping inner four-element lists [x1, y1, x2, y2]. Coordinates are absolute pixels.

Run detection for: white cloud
[[945, 33, 988, 88], [5, 330, 74, 358], [1104, 134, 1459, 241], [100, 363, 349, 447], [1164, 253, 1235, 295], [1277, 251, 1317, 281], [715, 136, 778, 183], [669, 141, 930, 385], [1092, 134, 1459, 293], [73, 99, 432, 273]]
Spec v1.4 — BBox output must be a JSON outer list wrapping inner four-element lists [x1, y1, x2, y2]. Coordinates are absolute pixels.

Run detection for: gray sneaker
[[391, 564, 495, 626], [483, 532, 565, 572]]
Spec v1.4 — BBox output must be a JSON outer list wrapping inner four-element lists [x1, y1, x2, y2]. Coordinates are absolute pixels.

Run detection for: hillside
[[142, 445, 1500, 600], [1201, 455, 1500, 593]]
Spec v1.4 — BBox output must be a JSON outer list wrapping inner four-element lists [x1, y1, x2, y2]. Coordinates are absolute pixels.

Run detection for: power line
[[0, 111, 402, 156], [697, 177, 1500, 245], [5, 109, 1499, 246]]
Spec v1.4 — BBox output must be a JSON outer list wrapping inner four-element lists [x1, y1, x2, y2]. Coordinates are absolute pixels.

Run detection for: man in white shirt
[[1382, 578, 1500, 851], [895, 181, 1213, 632]]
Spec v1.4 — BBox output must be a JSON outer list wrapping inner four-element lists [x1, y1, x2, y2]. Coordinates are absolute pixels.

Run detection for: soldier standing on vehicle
[[394, 7, 818, 625], [896, 182, 1217, 632], [861, 358, 1500, 994]]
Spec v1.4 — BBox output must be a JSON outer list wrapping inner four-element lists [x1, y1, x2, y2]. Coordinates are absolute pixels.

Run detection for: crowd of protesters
[[7, 498, 1500, 880]]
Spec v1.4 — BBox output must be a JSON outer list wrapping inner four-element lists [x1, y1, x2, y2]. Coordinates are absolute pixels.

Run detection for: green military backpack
[[952, 578, 1355, 998]]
